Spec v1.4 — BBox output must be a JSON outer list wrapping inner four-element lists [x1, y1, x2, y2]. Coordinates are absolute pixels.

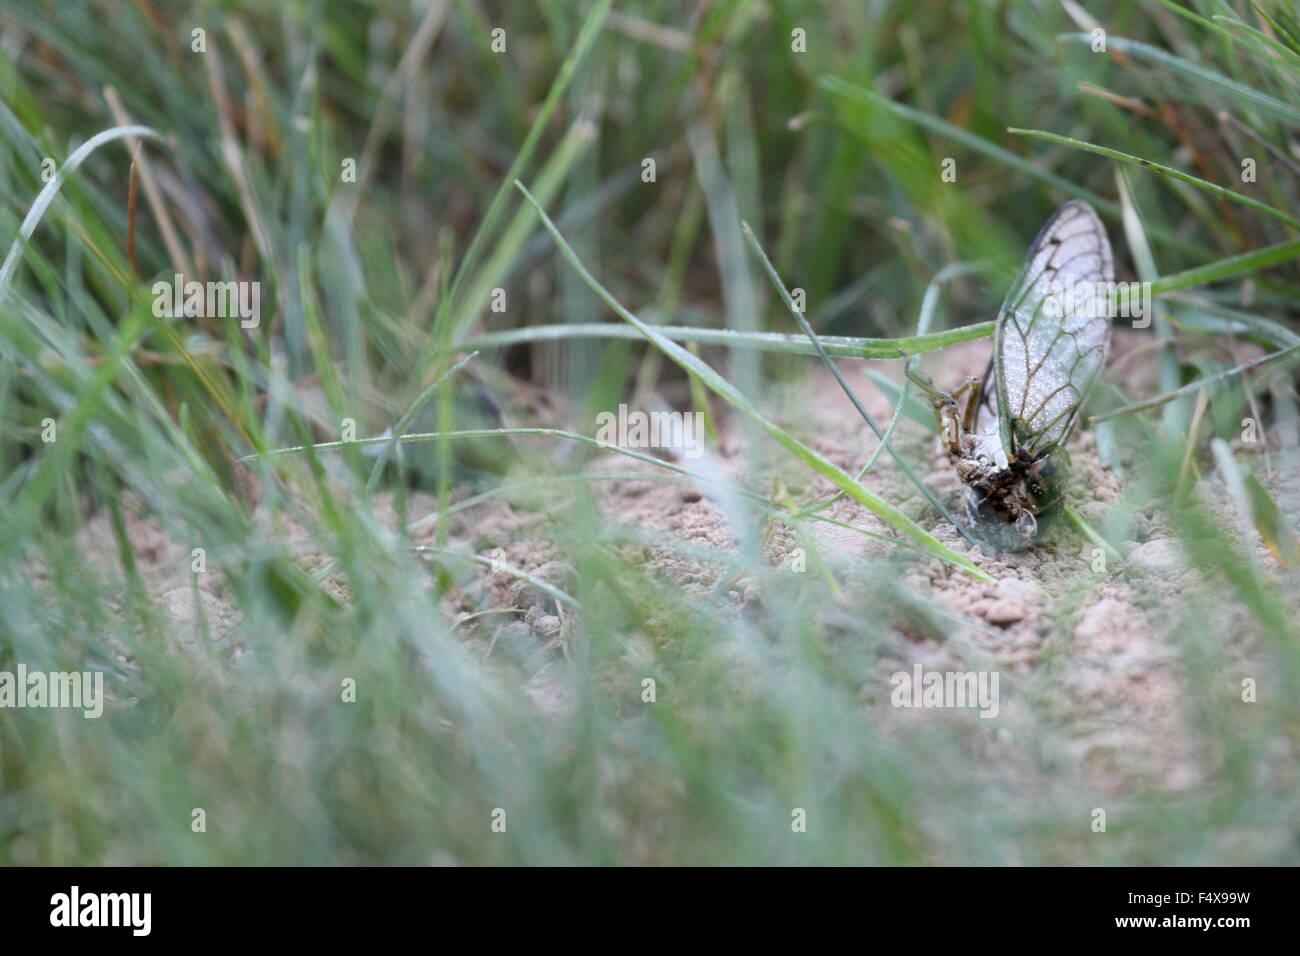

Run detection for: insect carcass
[[913, 200, 1114, 550]]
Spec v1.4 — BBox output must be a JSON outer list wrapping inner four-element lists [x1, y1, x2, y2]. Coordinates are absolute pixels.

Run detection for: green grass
[[1, 0, 1298, 865]]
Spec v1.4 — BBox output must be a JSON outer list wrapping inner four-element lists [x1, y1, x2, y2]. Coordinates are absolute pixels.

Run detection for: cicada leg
[[952, 376, 983, 435], [939, 376, 984, 460], [904, 367, 949, 432], [903, 366, 943, 400], [906, 367, 965, 460]]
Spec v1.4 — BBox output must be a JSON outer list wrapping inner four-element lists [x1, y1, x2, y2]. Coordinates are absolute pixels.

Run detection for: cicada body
[[918, 200, 1114, 550]]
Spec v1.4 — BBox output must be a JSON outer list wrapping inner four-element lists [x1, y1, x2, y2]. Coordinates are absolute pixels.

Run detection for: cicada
[[910, 200, 1114, 550]]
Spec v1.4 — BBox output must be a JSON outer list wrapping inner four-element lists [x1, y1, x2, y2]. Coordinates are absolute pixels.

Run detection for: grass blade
[[1093, 342, 1300, 423], [817, 75, 1121, 219], [439, 0, 612, 323], [1008, 128, 1300, 231], [460, 320, 994, 358], [1058, 33, 1300, 127], [0, 124, 158, 299], [364, 350, 479, 494]]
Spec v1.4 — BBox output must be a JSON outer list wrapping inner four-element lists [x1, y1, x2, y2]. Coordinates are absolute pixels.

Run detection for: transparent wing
[[993, 200, 1114, 460], [972, 352, 997, 435]]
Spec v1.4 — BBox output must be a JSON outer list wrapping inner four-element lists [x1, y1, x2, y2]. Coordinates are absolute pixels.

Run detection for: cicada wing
[[993, 200, 1114, 460], [972, 352, 997, 435]]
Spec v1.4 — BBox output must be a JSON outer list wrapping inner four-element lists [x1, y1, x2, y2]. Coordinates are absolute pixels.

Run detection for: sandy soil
[[442, 330, 1288, 798], [71, 330, 1291, 804]]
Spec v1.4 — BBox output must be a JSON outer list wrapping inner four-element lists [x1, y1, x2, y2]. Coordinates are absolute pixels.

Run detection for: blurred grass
[[0, 0, 1298, 865]]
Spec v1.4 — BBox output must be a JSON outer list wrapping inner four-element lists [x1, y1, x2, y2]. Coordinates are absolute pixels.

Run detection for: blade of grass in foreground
[[1100, 234, 1300, 318], [1146, 238, 1300, 295], [514, 180, 992, 581], [459, 320, 993, 358]]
